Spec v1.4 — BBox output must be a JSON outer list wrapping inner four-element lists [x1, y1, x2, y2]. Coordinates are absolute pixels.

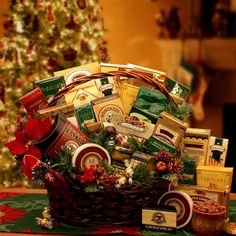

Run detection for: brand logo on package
[[121, 116, 146, 132], [210, 145, 225, 153], [152, 212, 166, 224]]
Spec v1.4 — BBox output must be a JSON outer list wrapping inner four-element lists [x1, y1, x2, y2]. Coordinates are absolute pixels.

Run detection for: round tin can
[[36, 114, 88, 159]]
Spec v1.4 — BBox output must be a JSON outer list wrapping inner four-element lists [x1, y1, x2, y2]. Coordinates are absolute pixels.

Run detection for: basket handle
[[49, 70, 173, 106]]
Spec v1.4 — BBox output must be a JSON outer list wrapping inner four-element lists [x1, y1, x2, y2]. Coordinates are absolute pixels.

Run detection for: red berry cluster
[[154, 149, 183, 174]]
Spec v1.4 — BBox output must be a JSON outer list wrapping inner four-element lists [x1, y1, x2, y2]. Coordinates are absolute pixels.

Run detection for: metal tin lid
[[72, 143, 111, 170], [158, 190, 193, 229]]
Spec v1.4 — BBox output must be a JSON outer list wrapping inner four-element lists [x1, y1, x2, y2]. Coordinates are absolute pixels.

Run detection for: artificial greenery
[[132, 162, 157, 185], [127, 136, 146, 153], [166, 101, 192, 121]]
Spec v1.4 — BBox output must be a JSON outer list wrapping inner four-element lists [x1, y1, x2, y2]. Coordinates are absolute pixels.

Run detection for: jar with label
[[111, 145, 133, 174], [112, 146, 133, 161]]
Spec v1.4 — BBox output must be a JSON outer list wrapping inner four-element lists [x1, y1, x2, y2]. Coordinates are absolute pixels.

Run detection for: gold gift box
[[196, 165, 233, 191]]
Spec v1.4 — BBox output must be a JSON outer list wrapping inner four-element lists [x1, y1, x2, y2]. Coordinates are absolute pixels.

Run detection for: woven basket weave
[[45, 70, 173, 227], [45, 175, 170, 227]]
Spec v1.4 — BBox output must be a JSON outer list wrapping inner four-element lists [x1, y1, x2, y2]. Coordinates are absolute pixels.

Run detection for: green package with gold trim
[[34, 76, 65, 100], [145, 135, 176, 154], [75, 103, 96, 135]]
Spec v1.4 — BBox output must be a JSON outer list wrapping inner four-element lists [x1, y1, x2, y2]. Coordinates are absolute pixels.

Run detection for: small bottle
[[112, 145, 133, 161]]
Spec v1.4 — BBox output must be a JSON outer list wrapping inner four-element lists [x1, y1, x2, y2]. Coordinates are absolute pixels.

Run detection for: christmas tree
[[0, 0, 108, 187]]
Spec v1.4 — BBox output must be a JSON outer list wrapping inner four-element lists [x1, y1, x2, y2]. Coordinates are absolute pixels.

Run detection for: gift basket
[[5, 62, 197, 228]]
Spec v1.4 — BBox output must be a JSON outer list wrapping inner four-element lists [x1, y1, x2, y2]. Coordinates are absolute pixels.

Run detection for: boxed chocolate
[[145, 135, 176, 155], [180, 128, 211, 166], [205, 136, 229, 166], [54, 61, 100, 85], [34, 75, 65, 100], [111, 113, 155, 140], [120, 83, 140, 115], [19, 87, 48, 118], [91, 94, 124, 123], [153, 111, 189, 147], [142, 205, 177, 233], [196, 165, 233, 191]]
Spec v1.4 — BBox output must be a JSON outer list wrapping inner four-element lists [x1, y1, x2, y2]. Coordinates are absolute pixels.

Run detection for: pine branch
[[166, 101, 192, 121]]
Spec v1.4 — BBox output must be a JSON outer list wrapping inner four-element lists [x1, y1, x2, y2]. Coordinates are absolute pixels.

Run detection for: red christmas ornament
[[32, 15, 39, 31], [46, 5, 56, 22], [77, 0, 86, 9], [155, 161, 168, 173], [37, 0, 45, 11], [65, 15, 78, 30], [98, 47, 108, 61], [0, 80, 6, 103], [24, 14, 32, 26], [80, 39, 88, 49], [3, 18, 15, 31], [44, 57, 59, 70], [26, 41, 37, 55], [62, 47, 77, 61]]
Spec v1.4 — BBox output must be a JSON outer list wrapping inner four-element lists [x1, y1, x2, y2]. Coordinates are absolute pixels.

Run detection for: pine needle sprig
[[132, 163, 156, 185], [50, 147, 77, 176], [166, 101, 192, 121], [101, 160, 117, 175], [84, 183, 100, 193], [127, 136, 145, 153]]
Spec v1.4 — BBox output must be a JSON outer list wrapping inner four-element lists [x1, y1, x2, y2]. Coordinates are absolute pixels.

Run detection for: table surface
[[0, 188, 235, 236]]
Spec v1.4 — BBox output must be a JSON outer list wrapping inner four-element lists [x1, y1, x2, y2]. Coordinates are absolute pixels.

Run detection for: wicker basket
[[45, 174, 170, 227], [44, 70, 174, 227]]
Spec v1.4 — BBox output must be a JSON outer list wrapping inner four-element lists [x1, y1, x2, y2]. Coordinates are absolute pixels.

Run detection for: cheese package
[[64, 80, 99, 104], [205, 136, 229, 166], [196, 165, 233, 191], [54, 62, 100, 85], [91, 94, 124, 123], [142, 205, 177, 233], [111, 113, 155, 140], [72, 89, 98, 108]]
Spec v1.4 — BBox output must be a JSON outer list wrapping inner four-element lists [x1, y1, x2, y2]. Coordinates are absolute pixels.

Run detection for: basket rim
[[49, 70, 174, 106]]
